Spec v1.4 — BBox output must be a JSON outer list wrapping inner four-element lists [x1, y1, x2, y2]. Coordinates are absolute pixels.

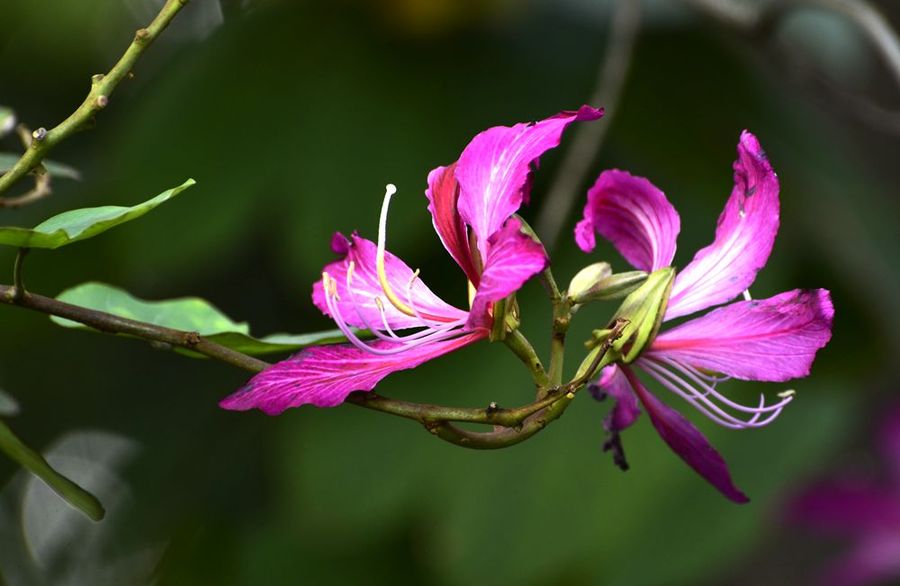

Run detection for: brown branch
[[0, 279, 619, 450], [0, 284, 269, 373]]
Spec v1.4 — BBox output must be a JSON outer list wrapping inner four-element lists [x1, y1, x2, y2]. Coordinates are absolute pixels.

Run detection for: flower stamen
[[376, 183, 418, 318], [637, 356, 794, 429]]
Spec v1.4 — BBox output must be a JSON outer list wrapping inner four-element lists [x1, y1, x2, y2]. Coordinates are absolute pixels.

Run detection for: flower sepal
[[567, 262, 648, 305], [608, 267, 674, 363]]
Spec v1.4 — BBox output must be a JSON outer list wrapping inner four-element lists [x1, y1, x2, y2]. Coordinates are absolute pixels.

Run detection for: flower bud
[[0, 107, 15, 138], [608, 267, 675, 363], [568, 263, 649, 305]]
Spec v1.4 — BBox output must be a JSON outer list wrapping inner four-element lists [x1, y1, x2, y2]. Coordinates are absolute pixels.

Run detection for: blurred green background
[[1, 0, 899, 584]]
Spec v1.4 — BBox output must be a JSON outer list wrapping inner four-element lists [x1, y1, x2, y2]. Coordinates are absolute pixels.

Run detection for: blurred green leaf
[[0, 179, 194, 249], [0, 419, 105, 522], [51, 282, 352, 356], [0, 152, 81, 180], [0, 107, 14, 137], [0, 388, 19, 416]]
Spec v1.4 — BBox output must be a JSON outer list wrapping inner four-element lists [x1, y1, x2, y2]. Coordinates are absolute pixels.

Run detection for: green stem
[[0, 0, 190, 198], [542, 267, 571, 392], [502, 329, 549, 388], [0, 418, 105, 521]]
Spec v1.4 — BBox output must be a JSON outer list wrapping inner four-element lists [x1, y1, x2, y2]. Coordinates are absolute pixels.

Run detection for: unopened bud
[[0, 107, 15, 137], [568, 263, 648, 304], [608, 267, 675, 363]]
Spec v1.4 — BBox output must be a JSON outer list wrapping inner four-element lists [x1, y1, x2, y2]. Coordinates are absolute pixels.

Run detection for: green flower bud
[[567, 263, 649, 305], [607, 267, 675, 363]]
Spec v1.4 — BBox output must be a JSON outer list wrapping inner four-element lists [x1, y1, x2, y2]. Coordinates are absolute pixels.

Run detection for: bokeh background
[[2, 0, 899, 584]]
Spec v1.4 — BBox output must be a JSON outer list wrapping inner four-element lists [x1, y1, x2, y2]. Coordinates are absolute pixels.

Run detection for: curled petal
[[456, 105, 603, 257], [467, 217, 549, 329], [666, 131, 780, 319], [591, 365, 642, 432], [425, 163, 479, 284], [575, 170, 680, 272], [220, 333, 485, 415], [623, 367, 750, 503], [312, 233, 468, 330], [650, 289, 834, 382]]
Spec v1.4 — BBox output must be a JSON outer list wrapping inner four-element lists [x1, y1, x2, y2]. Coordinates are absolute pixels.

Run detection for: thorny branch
[[0, 126, 52, 209], [0, 0, 191, 200]]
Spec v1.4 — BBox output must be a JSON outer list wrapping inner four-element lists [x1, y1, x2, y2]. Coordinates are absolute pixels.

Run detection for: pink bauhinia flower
[[576, 131, 834, 502], [221, 106, 603, 415], [789, 408, 900, 586]]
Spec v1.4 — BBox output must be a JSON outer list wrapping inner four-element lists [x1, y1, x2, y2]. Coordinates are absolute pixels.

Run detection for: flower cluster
[[221, 107, 834, 502]]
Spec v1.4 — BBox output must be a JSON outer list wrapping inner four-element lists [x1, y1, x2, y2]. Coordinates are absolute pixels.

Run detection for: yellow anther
[[467, 280, 477, 308], [777, 389, 796, 399], [322, 272, 338, 298], [375, 297, 385, 311]]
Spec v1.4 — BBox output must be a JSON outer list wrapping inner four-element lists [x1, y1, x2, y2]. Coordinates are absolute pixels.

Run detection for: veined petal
[[220, 332, 485, 414], [666, 131, 780, 320], [592, 365, 641, 432], [575, 170, 680, 272], [467, 217, 549, 329], [455, 105, 603, 257], [425, 163, 479, 284], [312, 232, 468, 330], [623, 367, 750, 503], [650, 289, 834, 382]]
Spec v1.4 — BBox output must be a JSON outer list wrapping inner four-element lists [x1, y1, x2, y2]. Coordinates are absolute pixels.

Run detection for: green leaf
[[0, 107, 14, 138], [0, 152, 82, 180], [0, 179, 194, 249], [0, 419, 105, 522], [51, 282, 352, 356]]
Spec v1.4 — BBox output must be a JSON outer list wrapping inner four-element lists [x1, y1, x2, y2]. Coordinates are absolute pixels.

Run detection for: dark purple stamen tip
[[603, 432, 630, 472]]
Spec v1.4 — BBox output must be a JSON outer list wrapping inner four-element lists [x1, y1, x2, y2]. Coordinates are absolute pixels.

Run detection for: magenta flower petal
[[623, 367, 750, 503], [220, 332, 486, 414], [824, 537, 900, 586], [666, 131, 780, 320], [788, 481, 900, 535], [575, 170, 680, 272], [455, 105, 603, 257], [312, 232, 468, 331], [593, 365, 642, 432], [425, 163, 479, 284], [879, 408, 900, 484], [466, 217, 549, 328], [650, 289, 834, 382]]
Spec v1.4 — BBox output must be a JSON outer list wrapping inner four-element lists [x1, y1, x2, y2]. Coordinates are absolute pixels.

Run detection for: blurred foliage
[[1, 0, 898, 585]]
